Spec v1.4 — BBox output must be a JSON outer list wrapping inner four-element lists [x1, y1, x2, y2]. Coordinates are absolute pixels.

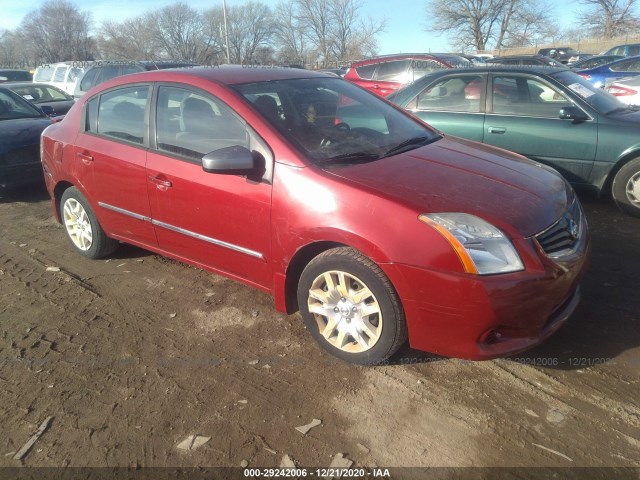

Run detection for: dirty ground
[[0, 185, 638, 475]]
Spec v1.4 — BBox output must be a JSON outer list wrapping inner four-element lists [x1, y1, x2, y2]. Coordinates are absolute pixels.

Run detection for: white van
[[33, 62, 90, 95]]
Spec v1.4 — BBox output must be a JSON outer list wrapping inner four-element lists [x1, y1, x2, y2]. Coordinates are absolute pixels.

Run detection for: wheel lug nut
[[352, 306, 357, 312], [340, 297, 345, 302], [333, 307, 339, 313]]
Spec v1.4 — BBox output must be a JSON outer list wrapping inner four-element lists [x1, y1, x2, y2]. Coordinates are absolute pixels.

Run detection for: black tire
[[297, 247, 407, 365], [60, 187, 118, 259], [612, 158, 640, 218]]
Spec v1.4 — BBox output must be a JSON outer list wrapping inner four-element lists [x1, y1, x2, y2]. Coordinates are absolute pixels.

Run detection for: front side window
[[491, 76, 572, 117], [0, 90, 43, 120], [96, 86, 149, 144], [414, 75, 483, 112], [155, 86, 248, 161]]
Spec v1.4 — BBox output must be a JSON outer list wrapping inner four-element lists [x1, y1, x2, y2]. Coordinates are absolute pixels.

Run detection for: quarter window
[[491, 76, 572, 118], [155, 86, 248, 161], [96, 86, 149, 144]]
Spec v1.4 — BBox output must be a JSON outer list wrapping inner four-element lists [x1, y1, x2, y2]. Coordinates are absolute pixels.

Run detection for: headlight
[[419, 213, 524, 275]]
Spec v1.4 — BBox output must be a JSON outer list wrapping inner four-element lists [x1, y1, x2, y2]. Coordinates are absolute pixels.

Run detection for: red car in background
[[41, 66, 589, 364], [344, 53, 469, 96]]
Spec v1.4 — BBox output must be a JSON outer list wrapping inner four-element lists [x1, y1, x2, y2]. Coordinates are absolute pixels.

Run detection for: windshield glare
[[233, 77, 437, 165], [551, 70, 627, 114], [0, 89, 44, 120]]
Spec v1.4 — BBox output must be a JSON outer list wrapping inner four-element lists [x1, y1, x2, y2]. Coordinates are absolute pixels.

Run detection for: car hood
[[0, 117, 51, 155], [606, 107, 640, 123], [326, 136, 572, 238]]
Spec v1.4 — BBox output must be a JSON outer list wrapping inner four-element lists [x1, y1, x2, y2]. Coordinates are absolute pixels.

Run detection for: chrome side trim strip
[[151, 219, 264, 260], [98, 202, 151, 222]]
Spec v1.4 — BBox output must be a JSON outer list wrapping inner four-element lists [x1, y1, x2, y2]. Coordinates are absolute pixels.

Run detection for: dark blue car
[[0, 87, 52, 189], [577, 55, 640, 87]]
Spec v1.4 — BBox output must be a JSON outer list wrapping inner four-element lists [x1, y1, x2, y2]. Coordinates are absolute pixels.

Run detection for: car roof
[[406, 64, 570, 80], [89, 65, 330, 90]]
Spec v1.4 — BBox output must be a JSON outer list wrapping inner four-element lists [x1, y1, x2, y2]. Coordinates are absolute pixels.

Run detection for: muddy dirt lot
[[0, 184, 638, 474]]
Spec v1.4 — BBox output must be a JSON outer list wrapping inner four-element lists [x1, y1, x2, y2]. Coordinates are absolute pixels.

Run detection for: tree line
[[426, 0, 640, 52], [0, 0, 385, 68]]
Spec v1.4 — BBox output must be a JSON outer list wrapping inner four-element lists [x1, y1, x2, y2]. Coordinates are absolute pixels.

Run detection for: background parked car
[[486, 55, 566, 67], [602, 43, 640, 57], [388, 65, 640, 217], [5, 82, 75, 116], [538, 47, 591, 64], [73, 60, 198, 99], [344, 53, 469, 97], [0, 87, 53, 189], [604, 76, 640, 105], [576, 55, 640, 87], [0, 69, 32, 82], [33, 62, 87, 95], [570, 55, 624, 70]]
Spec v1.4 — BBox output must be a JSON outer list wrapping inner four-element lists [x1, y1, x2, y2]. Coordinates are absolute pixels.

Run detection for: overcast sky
[[3, 0, 582, 54]]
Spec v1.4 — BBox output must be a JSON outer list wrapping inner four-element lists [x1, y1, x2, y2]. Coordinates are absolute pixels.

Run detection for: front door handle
[[488, 127, 506, 134], [149, 176, 173, 189], [77, 152, 94, 165]]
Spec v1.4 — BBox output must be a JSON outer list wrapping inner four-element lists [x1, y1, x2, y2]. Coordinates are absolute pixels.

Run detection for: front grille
[[535, 199, 583, 258]]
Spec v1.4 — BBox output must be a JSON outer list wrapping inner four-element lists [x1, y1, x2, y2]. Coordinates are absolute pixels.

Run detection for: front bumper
[[380, 220, 590, 360]]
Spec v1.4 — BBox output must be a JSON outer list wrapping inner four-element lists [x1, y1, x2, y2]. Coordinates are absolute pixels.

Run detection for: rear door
[[73, 84, 157, 246], [483, 73, 597, 184], [404, 73, 486, 142]]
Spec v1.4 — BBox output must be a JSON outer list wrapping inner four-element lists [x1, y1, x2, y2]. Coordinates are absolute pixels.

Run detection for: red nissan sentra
[[40, 66, 590, 364]]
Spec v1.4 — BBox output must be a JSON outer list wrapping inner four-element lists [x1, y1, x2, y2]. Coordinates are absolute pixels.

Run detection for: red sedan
[[40, 66, 589, 364]]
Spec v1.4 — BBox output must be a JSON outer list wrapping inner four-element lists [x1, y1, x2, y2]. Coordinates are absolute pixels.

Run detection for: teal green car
[[388, 66, 640, 217]]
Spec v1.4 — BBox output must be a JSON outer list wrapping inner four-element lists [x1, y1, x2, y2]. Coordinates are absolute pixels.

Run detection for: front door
[[483, 74, 598, 185], [146, 85, 272, 288]]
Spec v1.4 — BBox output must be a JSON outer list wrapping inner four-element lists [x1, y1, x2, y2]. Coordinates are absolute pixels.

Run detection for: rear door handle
[[77, 152, 94, 165], [149, 176, 173, 189], [488, 127, 506, 134]]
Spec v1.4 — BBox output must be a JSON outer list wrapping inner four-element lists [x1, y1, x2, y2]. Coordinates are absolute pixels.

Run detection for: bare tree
[[273, 1, 308, 64], [19, 0, 94, 63], [225, 2, 274, 64], [151, 2, 218, 63], [579, 0, 640, 37], [0, 30, 29, 67], [296, 0, 334, 63], [426, 0, 555, 51], [329, 0, 386, 61], [98, 16, 159, 60]]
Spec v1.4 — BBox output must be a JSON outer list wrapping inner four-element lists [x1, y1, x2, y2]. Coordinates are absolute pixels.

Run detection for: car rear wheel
[[297, 247, 407, 365], [60, 187, 118, 258], [612, 158, 640, 217]]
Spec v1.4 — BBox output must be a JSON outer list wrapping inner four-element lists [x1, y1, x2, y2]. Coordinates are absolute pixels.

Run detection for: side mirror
[[559, 106, 589, 122], [40, 105, 55, 116], [202, 145, 264, 177]]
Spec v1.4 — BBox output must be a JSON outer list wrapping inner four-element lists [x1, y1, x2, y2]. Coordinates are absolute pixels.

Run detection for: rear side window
[[35, 67, 54, 82], [411, 59, 446, 82], [96, 86, 149, 144], [79, 69, 98, 91], [374, 60, 411, 82], [415, 75, 483, 112], [491, 76, 572, 117], [611, 59, 640, 71], [53, 66, 67, 82], [629, 46, 640, 56], [355, 64, 377, 80]]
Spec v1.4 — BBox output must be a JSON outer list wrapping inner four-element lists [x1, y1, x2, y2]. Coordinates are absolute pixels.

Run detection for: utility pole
[[223, 0, 231, 63]]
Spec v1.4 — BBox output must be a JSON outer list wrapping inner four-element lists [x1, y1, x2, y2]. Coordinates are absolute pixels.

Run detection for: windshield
[[0, 89, 44, 120], [550, 70, 627, 114], [233, 77, 438, 166]]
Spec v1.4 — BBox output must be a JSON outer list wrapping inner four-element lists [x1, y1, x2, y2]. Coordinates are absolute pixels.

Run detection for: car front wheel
[[612, 158, 640, 217], [297, 247, 407, 365]]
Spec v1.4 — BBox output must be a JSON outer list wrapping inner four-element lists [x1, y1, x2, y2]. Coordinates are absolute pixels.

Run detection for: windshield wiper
[[383, 135, 436, 157], [315, 151, 380, 166]]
